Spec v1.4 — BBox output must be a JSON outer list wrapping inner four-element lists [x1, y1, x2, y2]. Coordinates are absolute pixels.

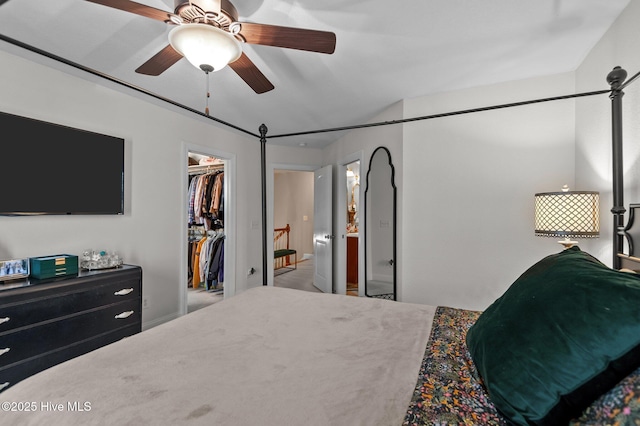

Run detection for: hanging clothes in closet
[[198, 230, 225, 291], [188, 169, 224, 230], [187, 167, 225, 291]]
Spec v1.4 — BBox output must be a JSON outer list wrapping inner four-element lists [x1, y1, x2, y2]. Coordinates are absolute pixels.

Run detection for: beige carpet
[[187, 288, 224, 313], [274, 259, 321, 293], [188, 259, 318, 313]]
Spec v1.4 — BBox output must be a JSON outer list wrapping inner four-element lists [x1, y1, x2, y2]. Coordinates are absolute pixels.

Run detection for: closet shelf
[[188, 164, 223, 175]]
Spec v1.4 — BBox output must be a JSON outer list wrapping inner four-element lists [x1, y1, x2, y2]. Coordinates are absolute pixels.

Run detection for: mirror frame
[[364, 146, 397, 301]]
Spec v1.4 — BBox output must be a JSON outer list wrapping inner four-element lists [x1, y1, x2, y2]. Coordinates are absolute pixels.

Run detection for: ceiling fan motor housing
[[173, 0, 239, 30]]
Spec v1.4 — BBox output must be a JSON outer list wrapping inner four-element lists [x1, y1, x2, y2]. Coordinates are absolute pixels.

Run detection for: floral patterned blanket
[[403, 306, 640, 426], [403, 306, 506, 425]]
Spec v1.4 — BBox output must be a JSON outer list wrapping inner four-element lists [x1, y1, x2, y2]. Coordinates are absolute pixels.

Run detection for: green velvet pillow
[[466, 247, 640, 425]]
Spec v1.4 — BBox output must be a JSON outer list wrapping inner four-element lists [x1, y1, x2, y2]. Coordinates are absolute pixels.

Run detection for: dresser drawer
[[0, 323, 140, 393], [0, 274, 140, 333], [0, 299, 140, 368]]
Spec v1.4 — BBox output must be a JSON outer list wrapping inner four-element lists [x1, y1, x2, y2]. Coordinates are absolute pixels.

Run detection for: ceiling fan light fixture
[[169, 24, 242, 72]]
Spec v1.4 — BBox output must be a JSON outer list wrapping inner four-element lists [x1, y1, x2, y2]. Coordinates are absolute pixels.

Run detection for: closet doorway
[[182, 144, 236, 316], [272, 169, 316, 292]]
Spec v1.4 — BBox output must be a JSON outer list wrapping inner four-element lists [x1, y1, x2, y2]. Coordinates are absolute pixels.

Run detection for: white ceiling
[[0, 0, 631, 148]]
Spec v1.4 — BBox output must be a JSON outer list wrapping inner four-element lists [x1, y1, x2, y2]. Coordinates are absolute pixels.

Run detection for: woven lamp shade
[[534, 191, 600, 238]]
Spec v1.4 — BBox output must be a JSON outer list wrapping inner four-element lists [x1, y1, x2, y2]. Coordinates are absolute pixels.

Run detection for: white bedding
[[2, 286, 435, 426]]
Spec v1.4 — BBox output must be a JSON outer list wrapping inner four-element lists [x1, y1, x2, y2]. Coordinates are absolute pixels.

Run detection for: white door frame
[[336, 151, 364, 296], [180, 141, 237, 316], [267, 163, 317, 287]]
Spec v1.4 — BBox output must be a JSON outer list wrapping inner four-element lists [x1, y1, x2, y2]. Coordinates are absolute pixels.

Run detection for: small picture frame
[[0, 258, 30, 282]]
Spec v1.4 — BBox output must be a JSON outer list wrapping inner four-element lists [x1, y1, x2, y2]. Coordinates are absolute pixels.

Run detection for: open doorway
[[186, 152, 225, 313], [335, 151, 364, 297], [180, 143, 236, 317], [272, 169, 317, 292], [267, 163, 333, 293]]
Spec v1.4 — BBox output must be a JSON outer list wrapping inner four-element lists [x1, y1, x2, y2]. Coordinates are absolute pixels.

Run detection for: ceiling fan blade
[[228, 53, 274, 94], [85, 0, 173, 22], [135, 45, 183, 76], [238, 22, 336, 54]]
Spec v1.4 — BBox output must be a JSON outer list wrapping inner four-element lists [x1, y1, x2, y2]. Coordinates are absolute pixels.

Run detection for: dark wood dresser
[[0, 265, 142, 393]]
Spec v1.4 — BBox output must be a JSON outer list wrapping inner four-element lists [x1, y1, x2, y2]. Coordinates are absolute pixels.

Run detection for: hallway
[[274, 259, 320, 293]]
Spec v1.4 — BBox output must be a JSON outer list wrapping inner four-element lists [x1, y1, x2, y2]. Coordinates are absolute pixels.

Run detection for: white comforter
[[2, 286, 435, 426]]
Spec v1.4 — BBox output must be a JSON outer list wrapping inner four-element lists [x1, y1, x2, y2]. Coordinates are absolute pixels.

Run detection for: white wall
[[575, 0, 640, 265], [402, 73, 577, 310], [322, 1, 640, 311], [0, 43, 264, 328], [326, 76, 577, 311]]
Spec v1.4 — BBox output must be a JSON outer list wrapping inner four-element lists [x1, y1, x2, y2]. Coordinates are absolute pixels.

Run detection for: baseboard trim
[[142, 312, 180, 331]]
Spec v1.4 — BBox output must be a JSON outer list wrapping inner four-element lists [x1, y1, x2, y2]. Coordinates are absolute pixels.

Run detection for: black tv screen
[[0, 111, 124, 215]]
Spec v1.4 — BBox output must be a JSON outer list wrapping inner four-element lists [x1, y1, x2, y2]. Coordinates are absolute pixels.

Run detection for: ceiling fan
[[85, 0, 337, 94]]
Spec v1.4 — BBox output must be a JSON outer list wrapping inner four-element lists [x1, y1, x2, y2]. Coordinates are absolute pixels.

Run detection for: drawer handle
[[114, 288, 134, 296], [0, 382, 9, 391], [0, 348, 9, 356], [0, 317, 9, 325], [115, 311, 134, 319]]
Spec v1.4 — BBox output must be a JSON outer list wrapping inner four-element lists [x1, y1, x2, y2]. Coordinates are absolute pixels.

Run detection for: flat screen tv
[[0, 111, 124, 215]]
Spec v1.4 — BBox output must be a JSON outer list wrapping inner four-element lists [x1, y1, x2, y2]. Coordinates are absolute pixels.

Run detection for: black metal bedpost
[[260, 124, 268, 285], [607, 66, 628, 269]]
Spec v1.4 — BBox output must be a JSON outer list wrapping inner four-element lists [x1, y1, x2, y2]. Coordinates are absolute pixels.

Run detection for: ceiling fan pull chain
[[199, 64, 214, 116], [205, 70, 211, 116]]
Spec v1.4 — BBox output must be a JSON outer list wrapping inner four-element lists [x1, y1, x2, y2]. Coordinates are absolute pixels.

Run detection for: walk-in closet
[[187, 153, 226, 312]]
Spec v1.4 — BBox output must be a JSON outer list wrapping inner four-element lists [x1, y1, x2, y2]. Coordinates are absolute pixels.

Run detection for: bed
[[4, 66, 640, 425], [1, 286, 434, 425]]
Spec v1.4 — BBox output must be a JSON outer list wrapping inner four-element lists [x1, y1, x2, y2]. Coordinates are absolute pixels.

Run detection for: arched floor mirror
[[364, 146, 396, 300]]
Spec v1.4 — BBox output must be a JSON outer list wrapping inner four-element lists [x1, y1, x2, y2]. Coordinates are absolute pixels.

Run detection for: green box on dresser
[[0, 264, 142, 393], [29, 254, 79, 279]]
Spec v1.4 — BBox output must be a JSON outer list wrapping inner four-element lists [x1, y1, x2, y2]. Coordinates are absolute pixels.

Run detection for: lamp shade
[[169, 24, 242, 72], [534, 190, 600, 239]]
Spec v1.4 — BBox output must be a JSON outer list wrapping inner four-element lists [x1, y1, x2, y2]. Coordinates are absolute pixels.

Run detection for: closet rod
[[188, 164, 224, 175]]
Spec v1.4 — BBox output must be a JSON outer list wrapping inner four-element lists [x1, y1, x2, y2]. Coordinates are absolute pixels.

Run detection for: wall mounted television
[[0, 111, 124, 215]]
